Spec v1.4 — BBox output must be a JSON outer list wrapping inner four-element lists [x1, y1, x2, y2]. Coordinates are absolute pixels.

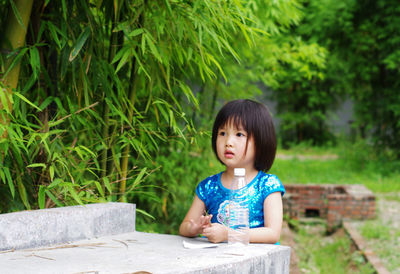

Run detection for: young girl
[[179, 99, 285, 244]]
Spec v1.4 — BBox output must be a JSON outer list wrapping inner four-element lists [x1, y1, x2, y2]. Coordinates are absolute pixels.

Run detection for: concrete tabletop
[[0, 231, 291, 274]]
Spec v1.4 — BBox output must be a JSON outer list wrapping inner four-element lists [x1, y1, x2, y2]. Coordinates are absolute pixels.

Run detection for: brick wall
[[283, 184, 375, 232]]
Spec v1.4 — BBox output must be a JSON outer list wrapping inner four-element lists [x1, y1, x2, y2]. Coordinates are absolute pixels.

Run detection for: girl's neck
[[221, 167, 259, 188]]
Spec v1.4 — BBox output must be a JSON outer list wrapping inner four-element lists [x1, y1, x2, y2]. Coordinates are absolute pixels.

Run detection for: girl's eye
[[219, 131, 226, 136], [236, 132, 245, 137]]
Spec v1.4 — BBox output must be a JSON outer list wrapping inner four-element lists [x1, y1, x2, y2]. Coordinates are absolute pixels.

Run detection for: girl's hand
[[187, 214, 213, 235], [202, 223, 228, 243], [201, 213, 212, 229]]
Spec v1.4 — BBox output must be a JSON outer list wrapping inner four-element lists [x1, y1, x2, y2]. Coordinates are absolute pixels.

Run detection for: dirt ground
[[375, 193, 400, 232], [280, 222, 301, 273]]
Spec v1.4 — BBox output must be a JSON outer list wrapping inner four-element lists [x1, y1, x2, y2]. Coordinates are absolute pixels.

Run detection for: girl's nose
[[225, 135, 233, 147]]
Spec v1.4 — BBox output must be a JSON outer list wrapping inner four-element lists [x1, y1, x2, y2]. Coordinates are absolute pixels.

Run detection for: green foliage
[[1, 1, 315, 217], [297, 0, 400, 156], [0, 90, 108, 211], [135, 134, 223, 234], [1, 0, 267, 211], [267, 38, 332, 147], [187, 0, 308, 129]]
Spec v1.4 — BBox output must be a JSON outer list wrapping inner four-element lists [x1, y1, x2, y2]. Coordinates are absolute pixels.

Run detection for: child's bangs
[[220, 114, 247, 131]]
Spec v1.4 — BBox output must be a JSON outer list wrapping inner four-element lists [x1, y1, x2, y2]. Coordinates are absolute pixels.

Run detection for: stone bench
[[0, 203, 291, 273], [0, 202, 136, 251]]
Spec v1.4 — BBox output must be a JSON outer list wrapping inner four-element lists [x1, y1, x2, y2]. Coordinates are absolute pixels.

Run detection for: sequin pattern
[[196, 171, 285, 228]]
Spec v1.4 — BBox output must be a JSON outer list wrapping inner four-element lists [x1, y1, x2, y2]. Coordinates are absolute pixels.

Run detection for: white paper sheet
[[182, 239, 220, 249]]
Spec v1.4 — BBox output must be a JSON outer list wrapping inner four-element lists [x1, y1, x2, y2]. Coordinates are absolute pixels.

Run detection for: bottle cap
[[234, 168, 245, 176]]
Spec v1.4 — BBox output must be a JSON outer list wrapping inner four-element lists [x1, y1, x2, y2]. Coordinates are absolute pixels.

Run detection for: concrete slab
[[0, 203, 135, 251], [0, 231, 291, 274]]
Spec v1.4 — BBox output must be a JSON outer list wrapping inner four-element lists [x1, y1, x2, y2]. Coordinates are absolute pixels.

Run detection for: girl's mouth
[[224, 150, 234, 159]]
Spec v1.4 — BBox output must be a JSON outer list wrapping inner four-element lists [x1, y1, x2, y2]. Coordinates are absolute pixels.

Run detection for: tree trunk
[[1, 0, 34, 113], [119, 0, 146, 200], [101, 0, 124, 186]]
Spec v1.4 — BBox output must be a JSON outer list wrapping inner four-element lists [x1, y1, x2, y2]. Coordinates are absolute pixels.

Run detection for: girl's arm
[[249, 191, 283, 243], [179, 195, 212, 237]]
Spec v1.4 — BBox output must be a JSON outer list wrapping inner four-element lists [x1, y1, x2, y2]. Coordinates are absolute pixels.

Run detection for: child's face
[[216, 121, 256, 171]]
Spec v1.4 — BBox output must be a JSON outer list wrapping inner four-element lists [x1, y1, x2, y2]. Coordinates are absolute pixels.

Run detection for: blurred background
[[1, 1, 399, 272]]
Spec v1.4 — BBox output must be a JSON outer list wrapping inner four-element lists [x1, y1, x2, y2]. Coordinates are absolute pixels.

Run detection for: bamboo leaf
[[3, 47, 28, 78], [95, 181, 105, 198], [96, 0, 103, 9], [49, 165, 55, 181], [0, 89, 11, 113], [115, 48, 132, 73], [47, 22, 62, 49], [141, 32, 147, 54], [103, 177, 112, 194], [145, 34, 162, 62], [38, 96, 54, 110], [74, 146, 84, 159], [48, 118, 66, 128], [67, 185, 83, 205], [136, 208, 155, 220], [9, 0, 25, 29], [111, 46, 128, 64], [0, 169, 5, 185], [69, 27, 91, 62], [16, 177, 30, 210], [45, 190, 64, 207], [47, 178, 63, 189], [22, 74, 38, 93], [111, 147, 122, 174], [164, 0, 173, 16], [27, 163, 46, 168], [206, 53, 227, 82], [128, 28, 144, 37], [4, 167, 15, 198], [14, 92, 41, 111], [126, 167, 147, 193], [61, 0, 67, 21], [38, 185, 46, 209], [30, 47, 41, 78], [77, 145, 96, 158], [131, 50, 150, 79]]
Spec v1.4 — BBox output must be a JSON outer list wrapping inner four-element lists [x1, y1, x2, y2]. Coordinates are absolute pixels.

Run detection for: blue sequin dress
[[196, 171, 285, 228]]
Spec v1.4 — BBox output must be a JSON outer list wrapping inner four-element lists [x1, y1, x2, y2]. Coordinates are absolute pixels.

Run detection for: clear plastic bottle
[[228, 168, 250, 246]]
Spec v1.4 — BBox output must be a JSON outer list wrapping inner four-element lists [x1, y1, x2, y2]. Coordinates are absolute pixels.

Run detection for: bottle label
[[228, 202, 249, 245]]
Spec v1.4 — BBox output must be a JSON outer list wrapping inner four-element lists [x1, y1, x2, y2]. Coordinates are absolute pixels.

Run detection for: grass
[[361, 221, 391, 241], [270, 141, 400, 193], [294, 224, 375, 274]]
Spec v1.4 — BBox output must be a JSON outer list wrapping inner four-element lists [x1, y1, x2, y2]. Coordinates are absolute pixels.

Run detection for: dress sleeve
[[262, 174, 285, 199], [195, 179, 207, 202]]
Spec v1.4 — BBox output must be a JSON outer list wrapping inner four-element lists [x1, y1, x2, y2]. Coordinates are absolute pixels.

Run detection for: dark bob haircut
[[211, 99, 277, 172]]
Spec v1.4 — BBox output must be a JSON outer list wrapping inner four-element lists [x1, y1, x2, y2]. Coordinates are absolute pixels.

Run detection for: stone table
[[0, 203, 290, 273]]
